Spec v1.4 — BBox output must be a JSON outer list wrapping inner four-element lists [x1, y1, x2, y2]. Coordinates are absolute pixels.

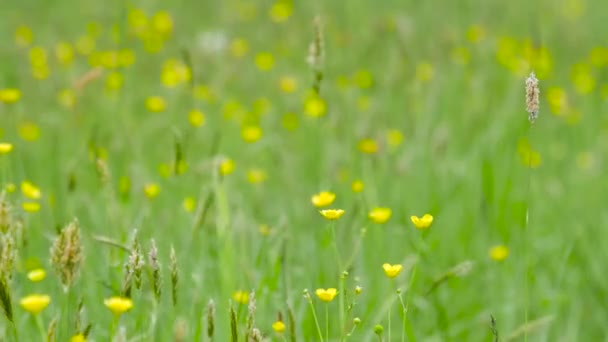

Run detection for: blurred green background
[[0, 0, 607, 340]]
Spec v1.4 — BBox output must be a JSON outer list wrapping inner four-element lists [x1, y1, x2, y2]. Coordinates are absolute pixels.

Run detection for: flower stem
[[307, 298, 324, 342], [34, 315, 45, 342], [325, 303, 329, 341]]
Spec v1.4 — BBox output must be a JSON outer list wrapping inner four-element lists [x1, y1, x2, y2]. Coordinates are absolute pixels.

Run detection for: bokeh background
[[0, 0, 607, 340]]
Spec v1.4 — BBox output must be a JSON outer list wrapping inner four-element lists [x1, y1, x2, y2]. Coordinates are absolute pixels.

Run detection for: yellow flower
[[104, 296, 133, 315], [152, 11, 174, 36], [353, 69, 373, 89], [144, 183, 160, 199], [20, 294, 51, 314], [269, 1, 293, 23], [232, 291, 249, 304], [358, 138, 379, 154], [5, 183, 16, 193], [230, 38, 249, 58], [255, 52, 274, 71], [272, 320, 286, 333], [415, 62, 434, 82], [304, 95, 326, 117], [70, 334, 87, 342], [193, 84, 216, 102], [182, 197, 196, 212], [282, 113, 299, 131], [119, 49, 136, 67], [354, 286, 363, 295], [241, 126, 263, 143], [21, 181, 42, 199], [145, 96, 167, 113], [15, 25, 33, 48], [55, 41, 74, 66], [466, 25, 486, 43], [411, 214, 433, 230], [571, 63, 595, 95], [219, 158, 235, 176], [57, 89, 76, 109], [0, 143, 13, 154], [279, 76, 297, 93], [105, 72, 124, 91], [311, 191, 336, 207], [386, 129, 404, 148], [23, 201, 41, 213], [489, 245, 509, 261], [247, 169, 267, 184], [351, 180, 364, 193], [259, 224, 271, 236], [18, 121, 40, 142], [0, 88, 21, 104], [188, 109, 205, 127], [315, 288, 338, 302], [368, 207, 392, 224], [27, 268, 46, 282], [382, 263, 403, 279], [319, 209, 345, 221], [128, 8, 148, 36]]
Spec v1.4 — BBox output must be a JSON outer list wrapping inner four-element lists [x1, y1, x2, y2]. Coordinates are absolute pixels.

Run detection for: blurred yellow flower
[[57, 89, 76, 109], [119, 49, 136, 67], [144, 183, 160, 199], [571, 63, 595, 94], [311, 191, 335, 207], [255, 52, 275, 71], [489, 245, 509, 261], [182, 197, 196, 212], [193, 84, 216, 102], [259, 224, 271, 236], [450, 47, 471, 65], [466, 25, 486, 43], [547, 87, 568, 115], [21, 181, 42, 199], [15, 25, 33, 48], [104, 296, 133, 315], [358, 138, 379, 154], [55, 41, 74, 66], [319, 209, 345, 220], [247, 168, 267, 184], [20, 294, 51, 314], [382, 263, 402, 278], [230, 38, 249, 58], [233, 291, 249, 304], [0, 143, 13, 154], [351, 180, 364, 193], [27, 268, 46, 282], [304, 95, 326, 117], [386, 129, 404, 148], [145, 96, 167, 113], [356, 96, 371, 112], [188, 109, 205, 127], [279, 76, 298, 93], [105, 72, 124, 91], [152, 11, 174, 36], [0, 88, 21, 104], [23, 201, 41, 213], [411, 214, 433, 230], [368, 207, 392, 224], [70, 334, 86, 342], [415, 62, 434, 82], [128, 8, 148, 36], [272, 320, 286, 333], [315, 288, 338, 302], [219, 158, 235, 176], [76, 35, 96, 55], [269, 1, 293, 23], [241, 126, 263, 143], [18, 121, 41, 141], [518, 140, 542, 168], [353, 69, 373, 89]]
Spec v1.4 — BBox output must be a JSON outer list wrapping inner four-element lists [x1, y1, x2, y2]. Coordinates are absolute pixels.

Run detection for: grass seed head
[[526, 71, 540, 123], [50, 218, 83, 291], [148, 239, 162, 301], [207, 299, 215, 339], [170, 245, 178, 307]]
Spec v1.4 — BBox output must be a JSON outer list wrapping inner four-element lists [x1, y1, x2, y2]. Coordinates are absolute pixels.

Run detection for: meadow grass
[[0, 0, 607, 340]]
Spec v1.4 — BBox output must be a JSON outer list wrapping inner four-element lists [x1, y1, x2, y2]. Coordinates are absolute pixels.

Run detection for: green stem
[[339, 274, 345, 341], [307, 298, 324, 342], [34, 315, 45, 342], [325, 304, 329, 341], [329, 222, 341, 270]]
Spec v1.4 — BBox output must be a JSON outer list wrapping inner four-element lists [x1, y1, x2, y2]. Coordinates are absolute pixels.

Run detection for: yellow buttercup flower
[[0, 143, 13, 154], [315, 288, 338, 302], [145, 96, 167, 113], [105, 72, 124, 91], [466, 25, 486, 43], [304, 95, 326, 117], [351, 180, 364, 193], [241, 126, 263, 143], [386, 129, 404, 148], [269, 1, 293, 23], [272, 320, 286, 333], [70, 334, 87, 342], [230, 38, 249, 58], [489, 245, 509, 261], [232, 291, 249, 304], [104, 296, 133, 315], [188, 109, 205, 127], [20, 294, 51, 314], [353, 69, 373, 89], [152, 11, 174, 36], [19, 121, 41, 141], [57, 89, 76, 109], [144, 183, 160, 199], [23, 201, 41, 213], [183, 197, 196, 212], [415, 62, 434, 82], [21, 181, 42, 199], [319, 209, 345, 221], [0, 88, 21, 104], [219, 158, 235, 176], [311, 191, 336, 207], [55, 41, 74, 66], [279, 76, 297, 93], [368, 207, 392, 224], [382, 263, 403, 279], [411, 214, 433, 229], [27, 268, 46, 282], [258, 224, 271, 236], [247, 168, 267, 184], [15, 25, 33, 48], [358, 138, 379, 154], [255, 52, 274, 71]]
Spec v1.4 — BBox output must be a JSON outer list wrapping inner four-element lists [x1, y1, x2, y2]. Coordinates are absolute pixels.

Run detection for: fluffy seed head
[[526, 72, 540, 123], [50, 219, 83, 291]]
